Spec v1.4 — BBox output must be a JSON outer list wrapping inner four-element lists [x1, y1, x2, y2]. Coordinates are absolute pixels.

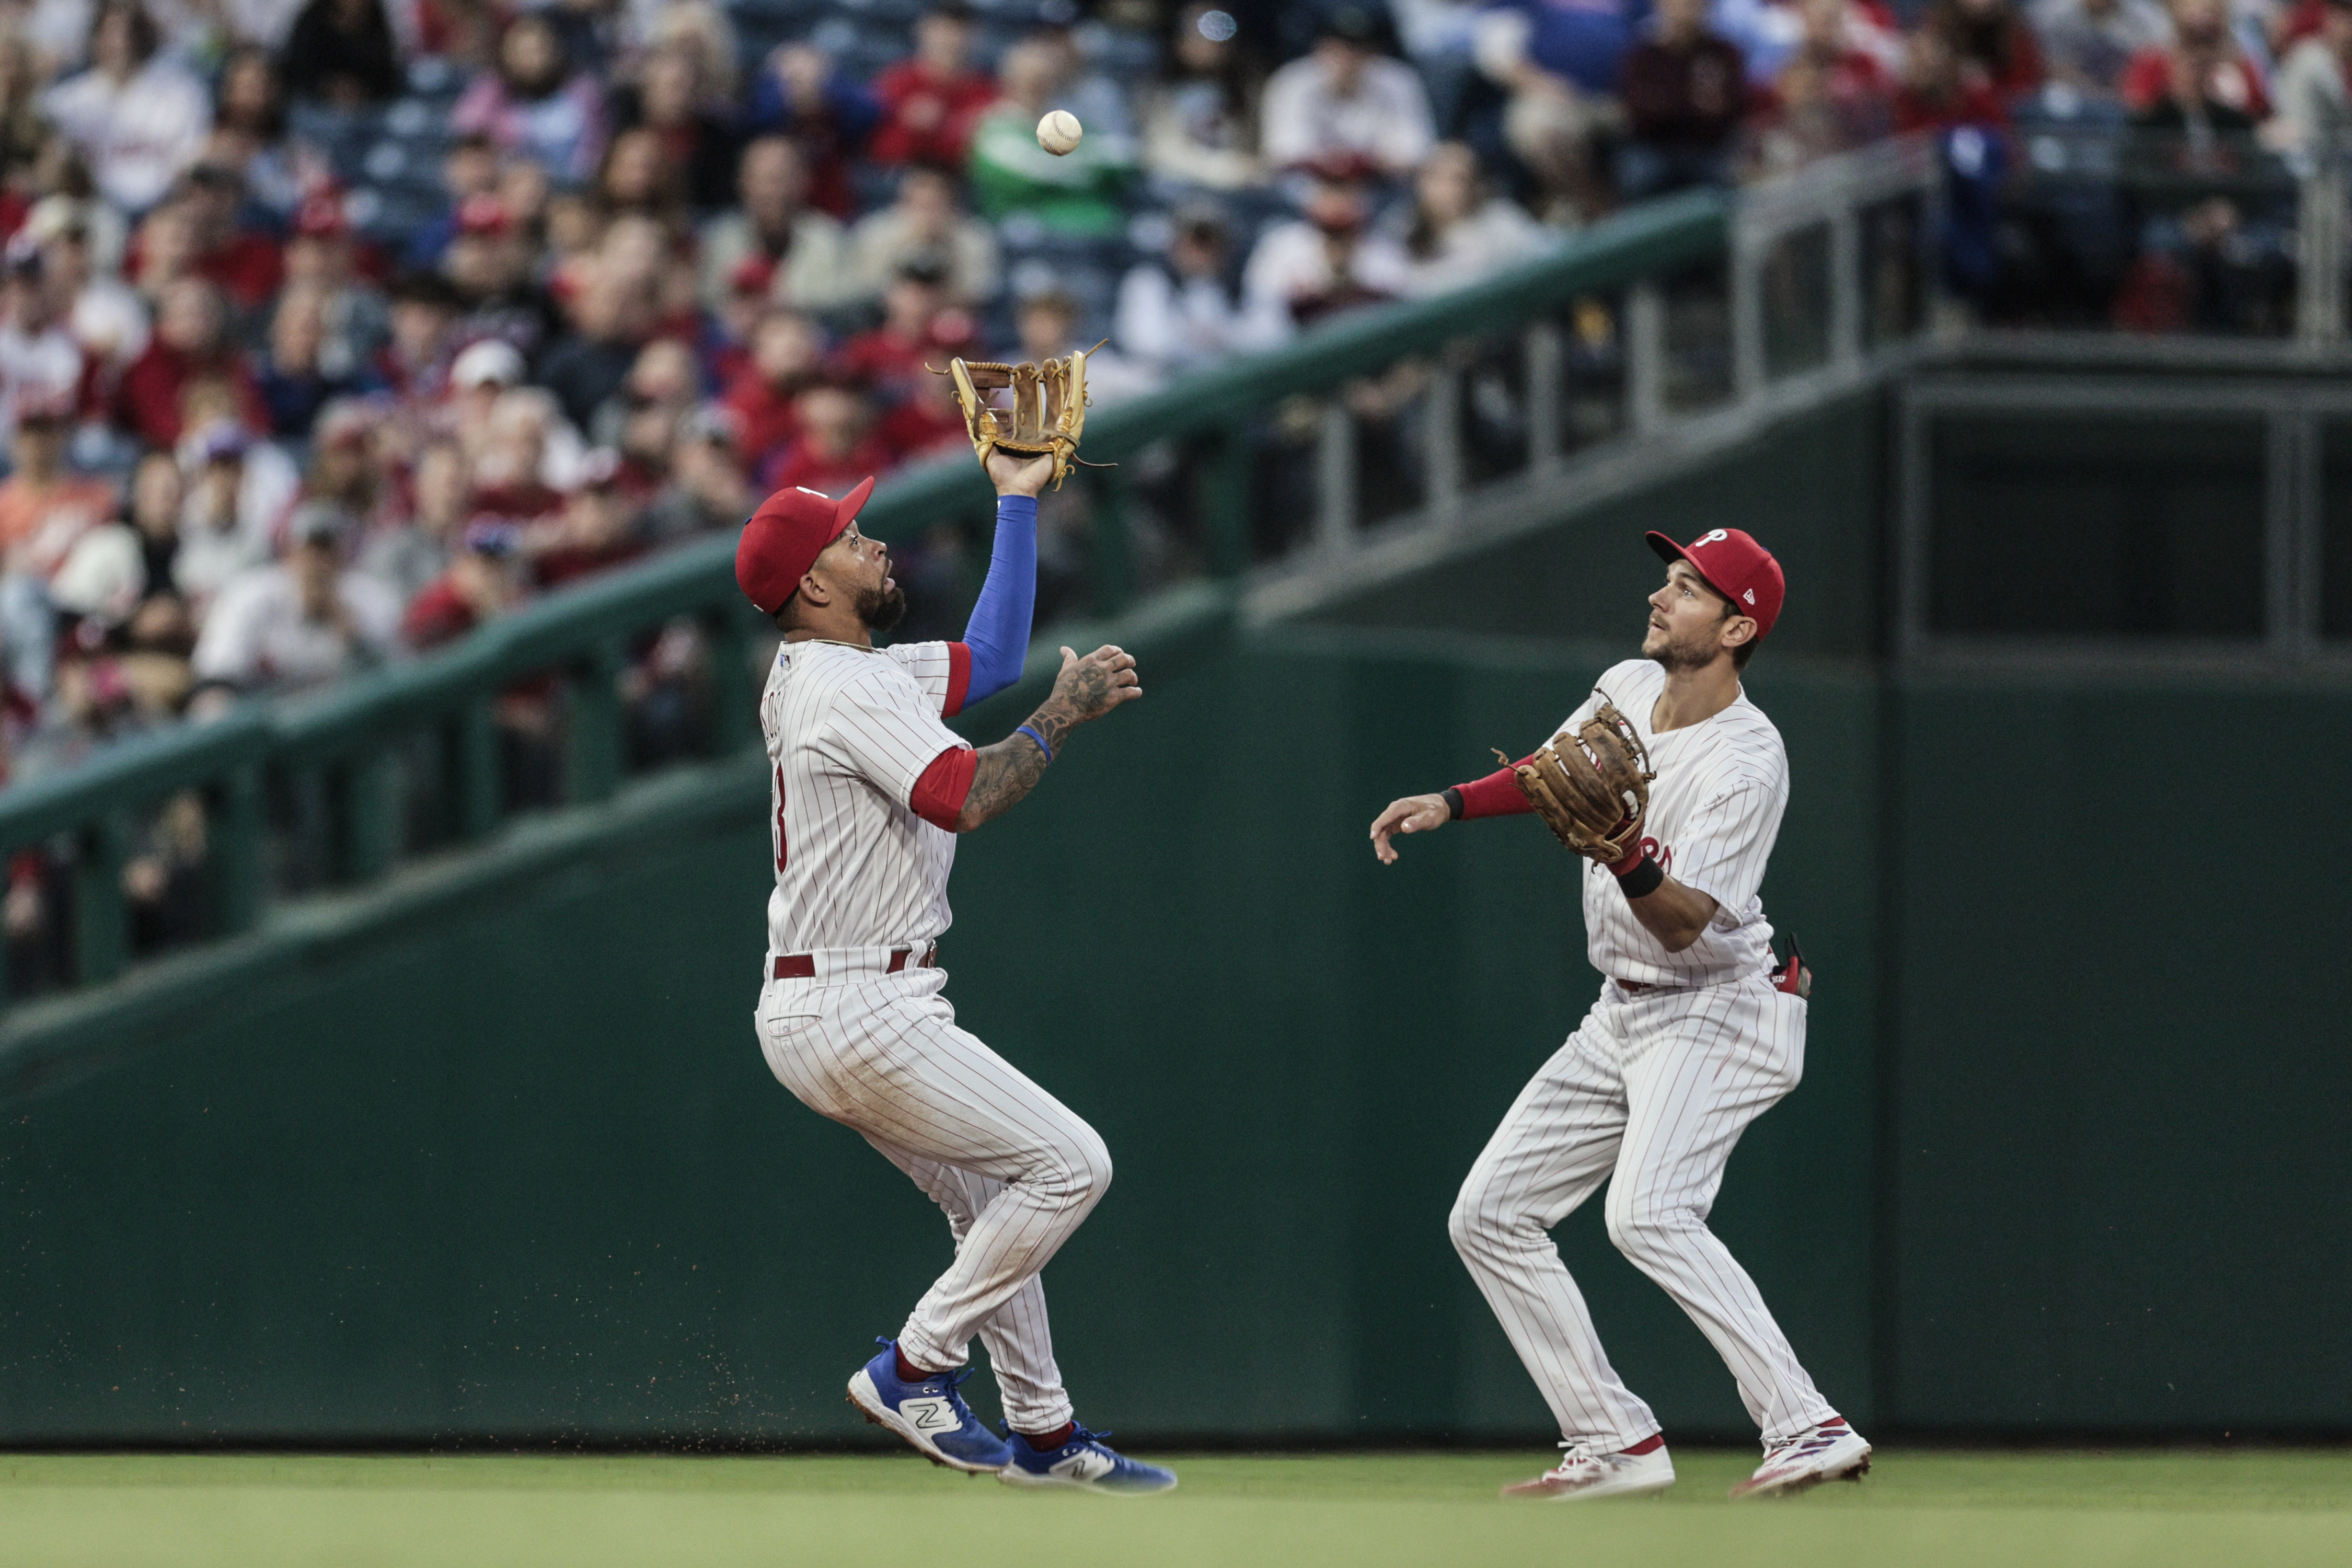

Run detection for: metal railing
[[0, 145, 1944, 1014]]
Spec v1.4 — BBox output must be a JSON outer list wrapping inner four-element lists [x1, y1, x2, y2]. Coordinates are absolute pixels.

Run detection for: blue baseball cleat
[[998, 1423, 1178, 1494], [847, 1340, 1011, 1473]]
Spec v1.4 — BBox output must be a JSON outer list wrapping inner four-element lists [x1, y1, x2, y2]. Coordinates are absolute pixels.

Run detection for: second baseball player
[[1369, 526, 1869, 1501]]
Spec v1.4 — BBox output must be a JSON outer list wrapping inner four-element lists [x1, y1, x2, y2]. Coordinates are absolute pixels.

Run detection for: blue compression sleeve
[[961, 494, 1036, 706]]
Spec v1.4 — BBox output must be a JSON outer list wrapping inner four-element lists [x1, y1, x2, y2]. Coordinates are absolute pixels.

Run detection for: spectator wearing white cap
[[447, 347, 588, 494], [192, 500, 401, 694]]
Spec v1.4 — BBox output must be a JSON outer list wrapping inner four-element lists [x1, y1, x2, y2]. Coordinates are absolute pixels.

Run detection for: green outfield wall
[[1, 382, 2346, 1444], [0, 630, 1885, 1445]]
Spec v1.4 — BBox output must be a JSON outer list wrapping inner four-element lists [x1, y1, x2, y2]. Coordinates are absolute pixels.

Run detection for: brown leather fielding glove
[[1505, 702, 1656, 863], [941, 348, 1101, 491]]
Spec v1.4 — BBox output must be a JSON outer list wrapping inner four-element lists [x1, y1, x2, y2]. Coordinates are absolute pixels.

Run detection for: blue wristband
[[1016, 724, 1053, 764]]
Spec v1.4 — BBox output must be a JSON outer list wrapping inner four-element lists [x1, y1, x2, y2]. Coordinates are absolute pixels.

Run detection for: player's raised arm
[[952, 643, 1140, 832], [956, 451, 1056, 708]]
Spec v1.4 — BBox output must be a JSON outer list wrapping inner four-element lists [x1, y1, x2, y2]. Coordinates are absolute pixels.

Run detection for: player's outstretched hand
[[1050, 644, 1142, 723], [986, 448, 1057, 497], [1369, 793, 1450, 864]]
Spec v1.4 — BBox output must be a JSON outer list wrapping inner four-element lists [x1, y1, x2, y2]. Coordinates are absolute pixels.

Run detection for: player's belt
[[772, 944, 938, 981]]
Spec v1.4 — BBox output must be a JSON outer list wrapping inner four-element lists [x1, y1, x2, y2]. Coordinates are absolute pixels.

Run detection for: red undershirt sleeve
[[909, 744, 978, 829], [942, 642, 973, 717], [1454, 758, 1536, 819]]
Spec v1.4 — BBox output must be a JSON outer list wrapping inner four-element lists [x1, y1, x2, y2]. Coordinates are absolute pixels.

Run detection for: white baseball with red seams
[[752, 636, 1102, 1434], [1449, 657, 1847, 1458]]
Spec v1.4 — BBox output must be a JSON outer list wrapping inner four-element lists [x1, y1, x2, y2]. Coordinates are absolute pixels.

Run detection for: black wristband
[[1442, 787, 1464, 821], [1613, 856, 1665, 898]]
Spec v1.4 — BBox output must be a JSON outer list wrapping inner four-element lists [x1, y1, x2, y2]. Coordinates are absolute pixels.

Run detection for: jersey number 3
[[786, 762, 804, 870]]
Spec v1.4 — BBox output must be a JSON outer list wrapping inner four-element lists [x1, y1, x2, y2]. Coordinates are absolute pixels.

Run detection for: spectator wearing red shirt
[[179, 163, 285, 313], [1893, 22, 2013, 132], [116, 279, 268, 447], [404, 515, 528, 651], [531, 455, 648, 589], [2118, 0, 2272, 125], [761, 380, 894, 495], [722, 309, 826, 472], [1617, 0, 1749, 198], [875, 353, 971, 462], [870, 3, 998, 171], [833, 257, 975, 404]]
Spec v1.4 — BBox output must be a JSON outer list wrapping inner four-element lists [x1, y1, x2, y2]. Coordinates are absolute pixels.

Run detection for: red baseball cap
[[1645, 527, 1785, 640], [293, 191, 348, 238], [735, 476, 877, 614], [455, 194, 512, 237]]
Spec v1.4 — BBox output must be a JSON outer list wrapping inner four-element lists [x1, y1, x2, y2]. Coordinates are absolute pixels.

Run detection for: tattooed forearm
[[955, 731, 1054, 831], [952, 644, 1140, 832]]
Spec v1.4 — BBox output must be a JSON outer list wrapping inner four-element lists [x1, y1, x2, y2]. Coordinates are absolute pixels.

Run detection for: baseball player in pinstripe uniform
[[735, 451, 1173, 1493], [1369, 528, 1870, 1500]]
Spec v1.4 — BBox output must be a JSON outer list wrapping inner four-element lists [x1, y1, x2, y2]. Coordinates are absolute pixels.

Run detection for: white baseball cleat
[[1501, 1437, 1675, 1500], [1730, 1417, 1872, 1498]]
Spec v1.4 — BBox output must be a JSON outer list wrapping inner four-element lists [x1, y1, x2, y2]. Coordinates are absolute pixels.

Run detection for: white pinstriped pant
[[756, 960, 1107, 1432], [1449, 973, 1837, 1449]]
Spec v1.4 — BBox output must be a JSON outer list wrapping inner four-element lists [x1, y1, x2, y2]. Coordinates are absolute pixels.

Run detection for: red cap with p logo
[[1645, 527, 1785, 640], [735, 477, 877, 615]]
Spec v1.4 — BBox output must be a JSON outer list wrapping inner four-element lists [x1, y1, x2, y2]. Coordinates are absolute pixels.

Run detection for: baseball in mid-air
[[1036, 110, 1083, 156]]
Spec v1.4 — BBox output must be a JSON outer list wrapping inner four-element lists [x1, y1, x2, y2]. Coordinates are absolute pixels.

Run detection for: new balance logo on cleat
[[1048, 1448, 1119, 1483], [845, 1341, 1011, 1474], [999, 1424, 1178, 1495], [900, 1398, 957, 1432]]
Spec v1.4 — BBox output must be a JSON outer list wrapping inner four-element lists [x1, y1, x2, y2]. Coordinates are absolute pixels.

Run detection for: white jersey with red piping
[[1568, 659, 1787, 986], [759, 638, 970, 956]]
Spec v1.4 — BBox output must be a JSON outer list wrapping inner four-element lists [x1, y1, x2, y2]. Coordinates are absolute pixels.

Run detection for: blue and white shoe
[[847, 1340, 1011, 1473], [998, 1423, 1178, 1494]]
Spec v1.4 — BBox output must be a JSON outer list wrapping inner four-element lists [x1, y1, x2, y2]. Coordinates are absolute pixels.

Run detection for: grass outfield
[[0, 1449, 2346, 1567]]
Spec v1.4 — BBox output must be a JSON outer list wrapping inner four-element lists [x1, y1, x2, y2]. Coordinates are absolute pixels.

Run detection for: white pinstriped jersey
[[760, 639, 971, 955], [1570, 659, 1786, 986]]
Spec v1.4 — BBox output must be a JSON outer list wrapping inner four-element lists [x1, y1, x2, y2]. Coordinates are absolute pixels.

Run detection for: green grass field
[[0, 1448, 2345, 1567]]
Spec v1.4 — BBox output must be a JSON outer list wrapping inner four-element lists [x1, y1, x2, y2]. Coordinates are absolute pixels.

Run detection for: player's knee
[[1447, 1175, 1512, 1259], [1603, 1194, 1686, 1267], [1047, 1123, 1113, 1208]]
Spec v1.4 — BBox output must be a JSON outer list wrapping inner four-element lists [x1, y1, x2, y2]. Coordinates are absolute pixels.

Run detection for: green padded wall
[[1884, 677, 2352, 1431], [0, 636, 1880, 1445]]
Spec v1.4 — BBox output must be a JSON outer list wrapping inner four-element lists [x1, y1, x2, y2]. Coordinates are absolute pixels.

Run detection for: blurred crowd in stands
[[0, 0, 2339, 797]]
